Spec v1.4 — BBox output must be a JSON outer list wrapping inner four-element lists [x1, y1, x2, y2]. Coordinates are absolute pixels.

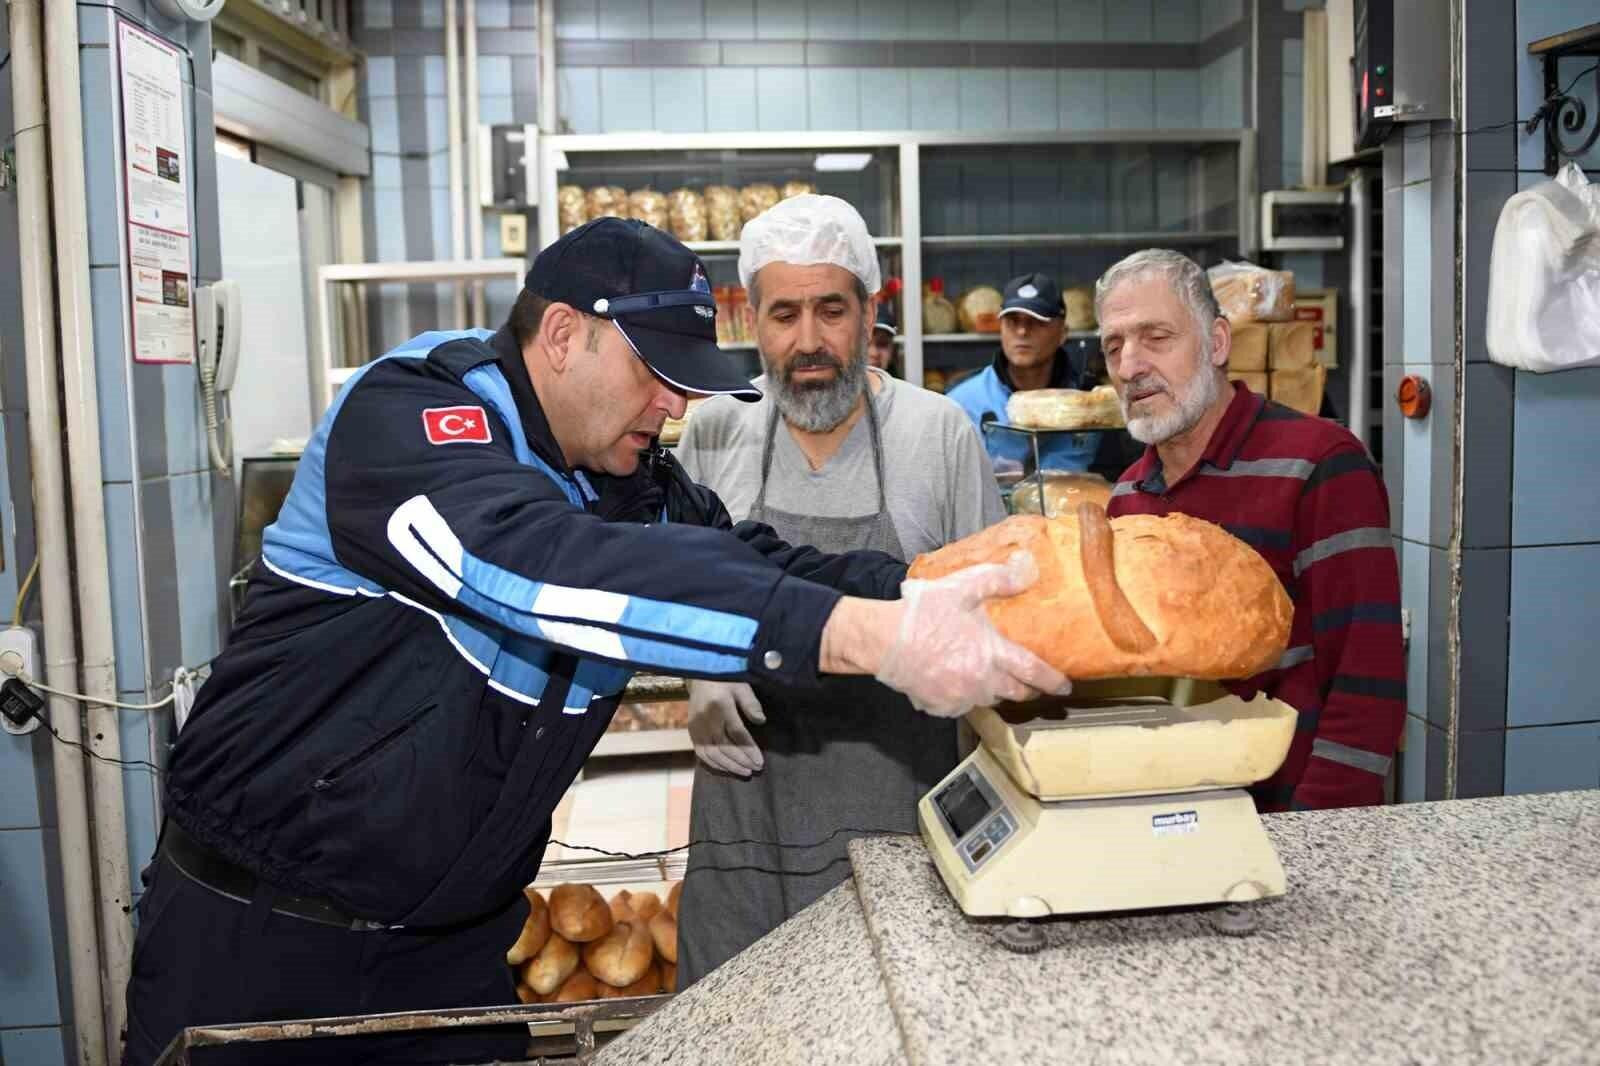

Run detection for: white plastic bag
[[1485, 163, 1600, 373], [1205, 260, 1296, 323]]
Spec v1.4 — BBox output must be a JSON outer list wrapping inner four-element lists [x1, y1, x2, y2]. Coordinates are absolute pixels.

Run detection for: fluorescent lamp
[[813, 152, 873, 172]]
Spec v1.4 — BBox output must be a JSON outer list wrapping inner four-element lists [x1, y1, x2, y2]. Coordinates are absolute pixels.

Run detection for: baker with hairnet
[[672, 195, 1008, 988]]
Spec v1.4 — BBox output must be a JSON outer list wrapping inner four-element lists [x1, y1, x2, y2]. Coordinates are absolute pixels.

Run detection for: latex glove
[[874, 552, 1070, 718], [687, 680, 767, 777]]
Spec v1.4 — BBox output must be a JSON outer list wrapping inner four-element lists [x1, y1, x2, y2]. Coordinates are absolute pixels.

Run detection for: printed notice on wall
[[118, 20, 193, 364]]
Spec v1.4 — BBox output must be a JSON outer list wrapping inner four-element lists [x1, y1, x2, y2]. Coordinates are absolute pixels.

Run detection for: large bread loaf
[[907, 506, 1292, 681]]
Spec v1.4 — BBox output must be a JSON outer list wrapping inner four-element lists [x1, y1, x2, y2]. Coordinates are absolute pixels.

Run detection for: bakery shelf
[[589, 728, 692, 759], [686, 235, 903, 257], [921, 230, 1239, 251], [925, 330, 1098, 343]]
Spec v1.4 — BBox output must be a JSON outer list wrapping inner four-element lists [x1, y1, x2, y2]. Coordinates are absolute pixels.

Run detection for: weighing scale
[[919, 678, 1297, 949]]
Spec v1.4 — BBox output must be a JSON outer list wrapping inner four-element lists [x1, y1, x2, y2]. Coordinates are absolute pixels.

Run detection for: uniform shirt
[[677, 367, 1006, 552], [946, 349, 1102, 472], [1107, 382, 1405, 812]]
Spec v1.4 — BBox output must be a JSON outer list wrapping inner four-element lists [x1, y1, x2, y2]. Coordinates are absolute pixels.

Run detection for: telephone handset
[[195, 279, 240, 476]]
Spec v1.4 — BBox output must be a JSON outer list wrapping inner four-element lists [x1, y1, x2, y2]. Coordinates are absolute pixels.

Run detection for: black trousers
[[122, 853, 529, 1066]]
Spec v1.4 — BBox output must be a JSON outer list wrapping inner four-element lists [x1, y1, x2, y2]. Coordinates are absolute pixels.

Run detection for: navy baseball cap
[[525, 217, 760, 401], [873, 302, 898, 336], [1000, 272, 1065, 321]]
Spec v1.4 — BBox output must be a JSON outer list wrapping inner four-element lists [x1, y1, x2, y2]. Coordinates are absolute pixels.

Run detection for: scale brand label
[[1151, 810, 1199, 837]]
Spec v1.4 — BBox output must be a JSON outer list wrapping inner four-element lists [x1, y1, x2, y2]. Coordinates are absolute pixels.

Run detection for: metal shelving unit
[[540, 129, 1258, 388]]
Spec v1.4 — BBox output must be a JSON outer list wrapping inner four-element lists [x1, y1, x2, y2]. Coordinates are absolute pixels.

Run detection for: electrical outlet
[[0, 625, 40, 735]]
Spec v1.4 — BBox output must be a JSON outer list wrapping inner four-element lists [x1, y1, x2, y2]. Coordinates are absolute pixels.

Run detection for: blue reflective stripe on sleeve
[[616, 635, 745, 676], [618, 598, 760, 653]]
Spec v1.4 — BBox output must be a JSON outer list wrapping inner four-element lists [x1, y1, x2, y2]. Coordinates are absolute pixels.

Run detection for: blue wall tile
[[599, 0, 648, 38], [1508, 544, 1600, 727], [81, 46, 122, 269], [1152, 0, 1200, 43], [104, 483, 149, 695], [860, 68, 911, 130], [909, 68, 962, 131], [0, 734, 42, 831], [601, 68, 655, 132], [478, 55, 513, 99], [1401, 539, 1431, 722], [915, 0, 962, 38], [0, 1028, 68, 1066], [1205, 47, 1244, 127], [1106, 0, 1154, 41], [559, 67, 602, 134], [478, 0, 511, 29], [808, 0, 859, 40], [1202, 0, 1243, 38], [423, 56, 446, 96], [1510, 367, 1600, 546], [1515, 0, 1597, 169], [0, 828, 63, 1027], [1401, 182, 1432, 359], [1106, 70, 1155, 129], [119, 709, 163, 898], [1059, 70, 1108, 130], [808, 67, 860, 130], [1399, 713, 1429, 803], [418, 0, 445, 29], [959, 0, 1008, 42], [1504, 723, 1600, 795], [1058, 0, 1105, 40], [705, 0, 755, 38], [653, 68, 708, 132], [90, 266, 134, 484], [1399, 365, 1434, 545], [366, 56, 397, 98], [1155, 69, 1200, 129], [363, 0, 393, 28], [706, 68, 759, 131], [756, 67, 808, 130], [170, 472, 223, 669], [368, 96, 400, 152], [1008, 69, 1058, 132], [959, 69, 1009, 130], [557, 0, 599, 39], [859, 1, 910, 39], [651, 0, 705, 39], [1009, 0, 1057, 41]]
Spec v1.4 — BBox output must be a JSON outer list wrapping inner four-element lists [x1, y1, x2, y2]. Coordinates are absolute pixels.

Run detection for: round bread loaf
[[957, 286, 1003, 333], [1009, 472, 1113, 518], [550, 884, 613, 943], [661, 961, 677, 993], [907, 507, 1292, 681], [515, 983, 539, 1004], [506, 888, 551, 965], [551, 968, 599, 1004], [582, 920, 654, 988], [1006, 385, 1125, 430], [649, 908, 677, 964], [627, 891, 662, 922], [666, 880, 682, 919], [597, 962, 661, 998], [522, 934, 579, 995]]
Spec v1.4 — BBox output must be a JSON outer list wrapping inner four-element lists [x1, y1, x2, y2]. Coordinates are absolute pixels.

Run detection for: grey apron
[[676, 393, 959, 989]]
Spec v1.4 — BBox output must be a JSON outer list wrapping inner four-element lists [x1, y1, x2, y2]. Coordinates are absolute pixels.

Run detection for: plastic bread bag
[[1206, 260, 1296, 323], [1486, 162, 1600, 373]]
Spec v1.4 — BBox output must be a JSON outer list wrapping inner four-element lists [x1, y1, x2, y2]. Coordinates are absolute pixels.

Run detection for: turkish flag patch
[[422, 405, 493, 445]]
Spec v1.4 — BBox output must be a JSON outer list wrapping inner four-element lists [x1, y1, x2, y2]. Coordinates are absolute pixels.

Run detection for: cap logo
[[1018, 284, 1039, 298], [694, 305, 715, 318]]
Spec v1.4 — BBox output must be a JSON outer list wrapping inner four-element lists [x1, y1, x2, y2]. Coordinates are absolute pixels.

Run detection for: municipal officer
[[122, 218, 1066, 1065]]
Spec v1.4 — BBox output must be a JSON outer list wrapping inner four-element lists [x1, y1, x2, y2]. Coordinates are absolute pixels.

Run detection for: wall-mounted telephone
[[195, 279, 240, 477]]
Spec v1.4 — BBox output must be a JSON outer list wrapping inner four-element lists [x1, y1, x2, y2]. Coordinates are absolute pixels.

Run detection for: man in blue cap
[[122, 218, 1067, 1065], [947, 271, 1103, 474], [868, 301, 899, 373]]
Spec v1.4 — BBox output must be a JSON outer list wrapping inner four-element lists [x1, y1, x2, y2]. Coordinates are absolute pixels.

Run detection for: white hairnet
[[737, 193, 882, 295]]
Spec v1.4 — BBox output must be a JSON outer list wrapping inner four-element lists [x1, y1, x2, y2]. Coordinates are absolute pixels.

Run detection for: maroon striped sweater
[[1107, 382, 1405, 811]]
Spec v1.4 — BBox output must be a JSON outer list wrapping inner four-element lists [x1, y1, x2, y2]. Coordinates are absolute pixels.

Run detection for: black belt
[[161, 820, 394, 932]]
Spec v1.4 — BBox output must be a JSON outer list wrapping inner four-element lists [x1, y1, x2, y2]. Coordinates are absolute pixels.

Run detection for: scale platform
[[918, 679, 1297, 922]]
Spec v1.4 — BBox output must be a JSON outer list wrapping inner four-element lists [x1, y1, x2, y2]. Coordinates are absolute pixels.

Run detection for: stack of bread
[[508, 883, 681, 1004], [1212, 264, 1324, 416], [1008, 471, 1113, 518], [1005, 384, 1124, 431]]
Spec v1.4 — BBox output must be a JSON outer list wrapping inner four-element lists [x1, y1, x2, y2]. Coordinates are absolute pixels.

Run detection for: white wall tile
[[959, 0, 1008, 41], [706, 68, 759, 130], [1059, 69, 1108, 129], [1106, 69, 1156, 129], [1154, 69, 1200, 129], [1008, 0, 1057, 41], [600, 0, 648, 38], [1058, 0, 1105, 40], [424, 95, 448, 149], [365, 56, 396, 98], [808, 67, 861, 130], [1008, 68, 1059, 131], [652, 0, 707, 38], [600, 68, 655, 132], [477, 0, 511, 28], [705, 0, 755, 37], [478, 55, 512, 99], [653, 68, 708, 132], [1206, 46, 1244, 126], [959, 69, 1010, 130], [859, 68, 911, 129], [755, 0, 806, 38], [1151, 0, 1199, 42], [480, 94, 513, 126], [368, 97, 400, 152], [756, 67, 808, 129], [424, 55, 445, 96], [1106, 0, 1154, 41], [363, 0, 393, 29], [859, 0, 910, 39], [917, 0, 962, 38], [808, 0, 859, 40], [558, 0, 599, 38], [419, 0, 444, 29], [909, 68, 962, 130]]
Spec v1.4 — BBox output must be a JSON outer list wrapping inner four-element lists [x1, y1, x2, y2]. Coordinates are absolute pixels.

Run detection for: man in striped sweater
[[1096, 249, 1404, 811]]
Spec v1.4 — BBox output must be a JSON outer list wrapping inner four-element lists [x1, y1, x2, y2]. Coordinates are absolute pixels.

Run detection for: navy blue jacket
[[946, 348, 1103, 471], [165, 328, 903, 928]]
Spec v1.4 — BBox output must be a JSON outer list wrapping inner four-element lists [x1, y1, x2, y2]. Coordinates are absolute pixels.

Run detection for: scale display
[[934, 772, 994, 840]]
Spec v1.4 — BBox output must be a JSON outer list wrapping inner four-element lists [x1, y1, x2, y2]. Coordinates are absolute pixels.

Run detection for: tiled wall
[[1390, 0, 1600, 802], [353, 0, 1256, 354], [0, 4, 228, 1058]]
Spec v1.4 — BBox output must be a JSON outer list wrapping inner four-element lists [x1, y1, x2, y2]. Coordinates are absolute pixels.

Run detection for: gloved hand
[[687, 680, 767, 777], [874, 552, 1070, 718]]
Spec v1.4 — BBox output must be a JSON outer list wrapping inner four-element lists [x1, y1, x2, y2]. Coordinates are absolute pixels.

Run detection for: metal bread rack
[[982, 422, 1106, 517]]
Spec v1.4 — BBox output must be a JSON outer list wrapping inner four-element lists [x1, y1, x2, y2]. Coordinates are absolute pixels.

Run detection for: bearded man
[[1098, 249, 1404, 813], [672, 195, 1005, 987]]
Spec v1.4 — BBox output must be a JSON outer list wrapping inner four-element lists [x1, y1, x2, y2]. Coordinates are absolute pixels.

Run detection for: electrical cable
[[33, 714, 164, 775], [12, 557, 39, 625], [549, 825, 917, 862], [1430, 62, 1600, 142]]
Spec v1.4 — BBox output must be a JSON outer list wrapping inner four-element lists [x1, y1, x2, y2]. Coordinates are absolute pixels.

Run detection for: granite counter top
[[850, 790, 1600, 1066], [593, 881, 907, 1066]]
